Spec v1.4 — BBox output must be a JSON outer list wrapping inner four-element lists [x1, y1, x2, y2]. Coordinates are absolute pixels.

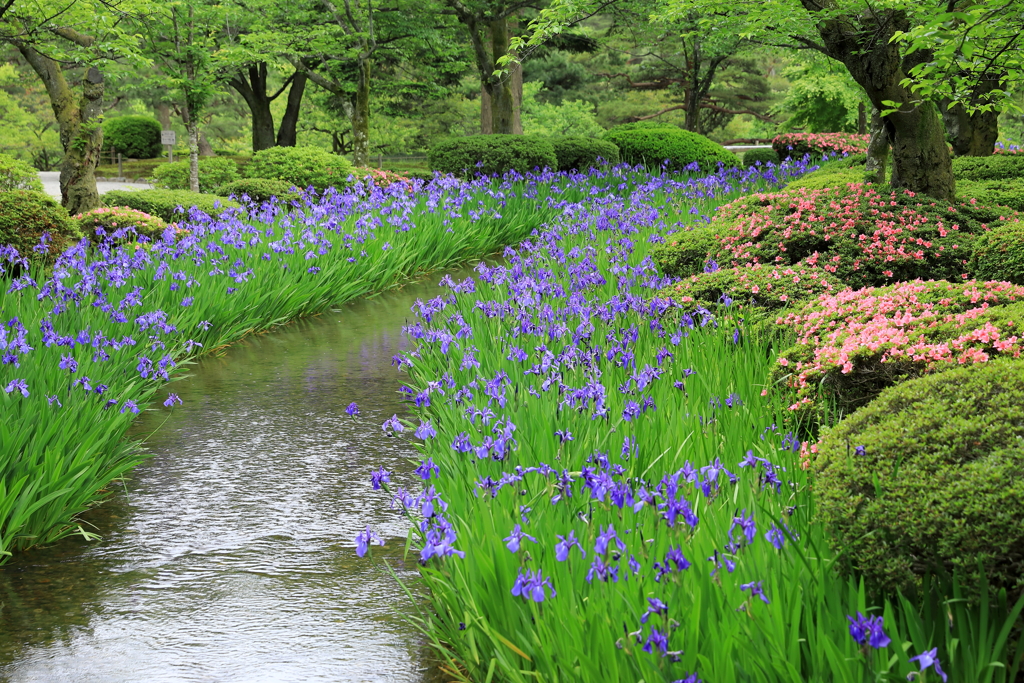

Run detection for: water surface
[[0, 269, 469, 682]]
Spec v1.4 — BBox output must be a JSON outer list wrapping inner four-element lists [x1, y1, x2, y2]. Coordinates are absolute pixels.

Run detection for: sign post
[[161, 130, 177, 163]]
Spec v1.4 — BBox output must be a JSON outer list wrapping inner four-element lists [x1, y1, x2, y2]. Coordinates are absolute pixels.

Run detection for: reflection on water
[[0, 268, 475, 683]]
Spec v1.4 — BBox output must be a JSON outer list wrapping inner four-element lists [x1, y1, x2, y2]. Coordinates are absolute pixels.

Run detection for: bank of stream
[[0, 268, 472, 682]]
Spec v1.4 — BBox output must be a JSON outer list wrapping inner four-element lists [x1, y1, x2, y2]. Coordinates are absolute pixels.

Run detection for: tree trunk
[[807, 7, 954, 201], [155, 102, 172, 130], [857, 102, 867, 135], [864, 108, 889, 184], [198, 130, 215, 156], [942, 83, 1000, 157], [509, 13, 523, 134], [180, 103, 200, 192], [488, 18, 514, 135], [18, 47, 103, 214], [481, 84, 493, 134], [228, 64, 277, 152], [277, 71, 306, 147], [351, 54, 371, 167]]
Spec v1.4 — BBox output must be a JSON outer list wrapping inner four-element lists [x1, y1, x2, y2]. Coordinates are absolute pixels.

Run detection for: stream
[[0, 268, 469, 682]]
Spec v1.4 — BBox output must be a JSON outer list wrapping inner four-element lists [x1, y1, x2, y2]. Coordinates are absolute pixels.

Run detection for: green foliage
[[74, 206, 168, 242], [957, 178, 1024, 211], [742, 148, 780, 166], [428, 135, 559, 176], [602, 127, 739, 172], [101, 189, 240, 223], [786, 166, 868, 190], [777, 61, 868, 134], [658, 262, 838, 311], [244, 146, 353, 191], [972, 221, 1024, 284], [549, 136, 620, 171], [0, 190, 82, 263], [151, 157, 240, 193], [814, 360, 1024, 602], [102, 116, 163, 159], [952, 154, 1024, 181], [521, 82, 605, 138], [650, 228, 722, 278], [0, 153, 44, 192], [217, 178, 300, 203]]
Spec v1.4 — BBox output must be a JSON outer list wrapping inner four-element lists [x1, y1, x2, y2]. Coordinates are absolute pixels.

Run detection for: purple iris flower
[[345, 402, 360, 416], [908, 648, 946, 682], [554, 530, 585, 561], [847, 612, 891, 649], [370, 466, 391, 490], [503, 524, 536, 553], [163, 393, 182, 407], [740, 580, 770, 604], [354, 526, 384, 557]]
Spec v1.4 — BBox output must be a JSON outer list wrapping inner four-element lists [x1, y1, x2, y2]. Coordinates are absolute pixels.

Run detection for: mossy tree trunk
[[806, 6, 955, 201], [941, 78, 1001, 157], [487, 18, 514, 134], [229, 64, 308, 152], [352, 54, 371, 167], [864, 107, 889, 184], [17, 47, 103, 214]]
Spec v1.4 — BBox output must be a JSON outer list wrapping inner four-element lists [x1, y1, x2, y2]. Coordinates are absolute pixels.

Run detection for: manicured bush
[[350, 167, 413, 189], [103, 116, 163, 159], [952, 154, 1024, 181], [602, 127, 739, 172], [151, 157, 240, 193], [784, 166, 867, 191], [814, 360, 1024, 601], [956, 178, 1024, 211], [0, 153, 44, 192], [651, 228, 723, 278], [0, 190, 83, 262], [244, 146, 352, 191], [549, 137, 620, 171], [972, 220, 1024, 285], [657, 184, 1014, 288], [428, 135, 558, 177], [742, 148, 780, 166], [773, 279, 1024, 413], [658, 262, 842, 313], [217, 178, 300, 203], [74, 206, 167, 242], [772, 132, 869, 160], [101, 189, 240, 223]]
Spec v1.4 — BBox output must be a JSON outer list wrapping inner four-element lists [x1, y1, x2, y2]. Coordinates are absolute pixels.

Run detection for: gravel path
[[38, 171, 152, 202]]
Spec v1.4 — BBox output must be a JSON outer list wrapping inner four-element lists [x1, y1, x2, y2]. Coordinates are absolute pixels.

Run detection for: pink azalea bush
[[772, 279, 1024, 413], [772, 132, 869, 159], [75, 206, 167, 242]]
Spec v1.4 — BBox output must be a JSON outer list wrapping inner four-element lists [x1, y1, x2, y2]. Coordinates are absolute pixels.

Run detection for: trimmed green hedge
[[0, 153, 43, 192], [0, 190, 83, 263], [601, 128, 739, 172], [103, 116, 163, 159], [972, 220, 1024, 285], [244, 146, 352, 191], [549, 137, 620, 172], [151, 157, 240, 193], [952, 154, 1024, 181], [218, 178, 300, 203], [814, 360, 1024, 601], [742, 148, 780, 166], [956, 178, 1024, 211], [429, 136, 558, 177], [650, 228, 722, 279], [101, 189, 240, 223]]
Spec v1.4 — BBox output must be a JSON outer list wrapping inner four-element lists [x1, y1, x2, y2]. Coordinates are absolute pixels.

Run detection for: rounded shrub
[[217, 178, 300, 203], [956, 178, 1024, 211], [952, 154, 1024, 181], [101, 189, 240, 223], [244, 146, 352, 191], [742, 148, 780, 166], [814, 360, 1024, 602], [0, 153, 44, 192], [601, 128, 739, 172], [0, 190, 83, 262], [151, 157, 240, 193], [771, 132, 869, 159], [549, 137, 620, 172], [773, 279, 1024, 414], [972, 220, 1024, 285], [74, 206, 167, 242], [651, 228, 723, 278], [103, 116, 163, 159], [658, 263, 841, 313], [428, 135, 558, 177]]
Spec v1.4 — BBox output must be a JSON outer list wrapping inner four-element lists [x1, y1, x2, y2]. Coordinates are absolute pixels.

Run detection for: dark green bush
[[0, 153, 44, 192], [244, 146, 352, 191], [0, 190, 83, 262], [601, 128, 739, 172], [151, 157, 240, 193], [814, 360, 1024, 601], [972, 221, 1024, 285], [952, 154, 1024, 181], [428, 136, 558, 177], [606, 121, 680, 132], [650, 228, 722, 278], [549, 137, 620, 171], [742, 148, 780, 166], [103, 116, 163, 159], [218, 178, 300, 203], [101, 189, 240, 223], [956, 178, 1024, 211], [657, 263, 839, 312]]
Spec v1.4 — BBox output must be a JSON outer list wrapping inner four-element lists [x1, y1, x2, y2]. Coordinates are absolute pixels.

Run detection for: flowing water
[[0, 268, 472, 683]]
